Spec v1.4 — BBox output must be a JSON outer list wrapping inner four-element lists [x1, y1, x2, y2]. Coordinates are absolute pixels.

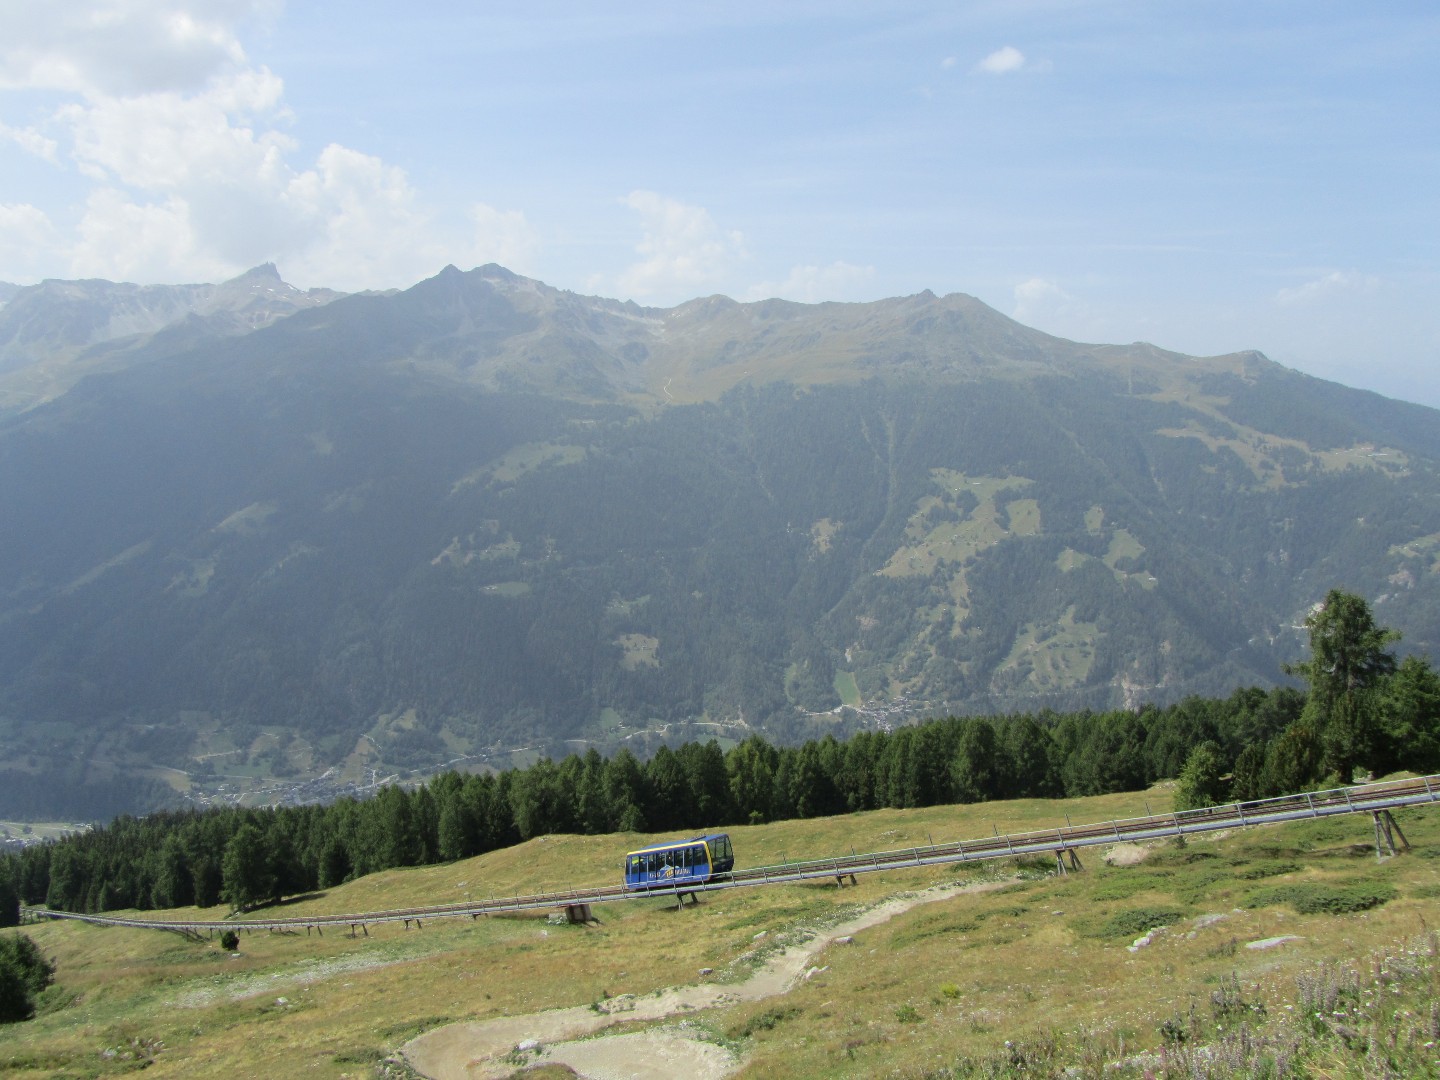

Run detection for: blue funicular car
[[623, 833, 734, 891]]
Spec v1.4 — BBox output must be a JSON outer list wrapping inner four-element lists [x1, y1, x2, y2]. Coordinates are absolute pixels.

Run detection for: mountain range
[[2, 264, 1437, 817], [0, 264, 341, 413]]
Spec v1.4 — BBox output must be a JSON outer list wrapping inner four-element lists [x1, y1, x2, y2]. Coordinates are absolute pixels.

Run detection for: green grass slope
[[6, 782, 1440, 1077]]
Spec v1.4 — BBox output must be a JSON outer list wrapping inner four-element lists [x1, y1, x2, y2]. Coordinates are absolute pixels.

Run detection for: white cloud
[[280, 144, 438, 291], [0, 2, 530, 290], [70, 187, 230, 282], [745, 261, 876, 304], [1275, 270, 1380, 306], [0, 122, 59, 162], [1011, 277, 1097, 335], [468, 203, 539, 273], [0, 1, 273, 98], [976, 46, 1026, 75], [940, 56, 958, 70], [614, 190, 747, 301], [277, 151, 538, 290], [58, 69, 290, 189], [0, 204, 61, 280]]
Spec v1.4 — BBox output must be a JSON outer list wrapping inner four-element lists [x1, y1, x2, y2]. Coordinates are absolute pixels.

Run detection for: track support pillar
[[564, 903, 594, 925], [1374, 809, 1409, 859]]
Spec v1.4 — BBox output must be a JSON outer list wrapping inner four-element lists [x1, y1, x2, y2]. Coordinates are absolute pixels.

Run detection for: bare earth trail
[[403, 880, 1005, 1080]]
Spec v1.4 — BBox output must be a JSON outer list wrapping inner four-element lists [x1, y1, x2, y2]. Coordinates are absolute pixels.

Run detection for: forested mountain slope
[[1, 265, 1437, 815]]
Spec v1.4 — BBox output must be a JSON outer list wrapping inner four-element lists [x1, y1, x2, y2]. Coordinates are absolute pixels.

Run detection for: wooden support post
[[1373, 810, 1408, 859], [1054, 850, 1068, 876], [1065, 848, 1083, 872], [1386, 809, 1410, 851], [1374, 811, 1396, 859]]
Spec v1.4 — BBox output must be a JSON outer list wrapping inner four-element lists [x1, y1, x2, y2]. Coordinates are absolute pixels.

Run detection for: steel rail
[[22, 773, 1440, 936]]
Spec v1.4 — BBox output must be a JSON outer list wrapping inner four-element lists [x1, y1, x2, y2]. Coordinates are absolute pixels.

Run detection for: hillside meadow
[[4, 781, 1440, 1078]]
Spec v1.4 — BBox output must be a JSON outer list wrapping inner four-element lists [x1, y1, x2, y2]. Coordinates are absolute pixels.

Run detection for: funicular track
[[23, 774, 1440, 941]]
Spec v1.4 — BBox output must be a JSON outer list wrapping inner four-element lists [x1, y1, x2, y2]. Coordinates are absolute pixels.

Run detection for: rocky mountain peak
[[0, 265, 346, 410]]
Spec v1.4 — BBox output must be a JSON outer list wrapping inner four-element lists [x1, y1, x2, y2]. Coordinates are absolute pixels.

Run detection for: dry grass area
[[5, 782, 1440, 1078]]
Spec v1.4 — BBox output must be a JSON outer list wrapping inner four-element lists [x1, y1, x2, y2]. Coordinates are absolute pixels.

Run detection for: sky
[[2, 1, 1438, 406]]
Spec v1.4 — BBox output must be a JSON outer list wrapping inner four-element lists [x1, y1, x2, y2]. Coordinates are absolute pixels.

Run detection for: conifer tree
[[0, 933, 54, 1024], [1379, 655, 1440, 773], [0, 869, 18, 929], [221, 823, 272, 913], [1287, 589, 1398, 781], [1175, 741, 1229, 809]]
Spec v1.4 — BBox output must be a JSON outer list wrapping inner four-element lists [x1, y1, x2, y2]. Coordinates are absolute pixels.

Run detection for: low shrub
[[1148, 849, 1222, 867], [1075, 907, 1186, 940], [727, 1004, 801, 1039], [1173, 868, 1233, 904], [1088, 877, 1159, 901], [1234, 862, 1301, 880], [1246, 882, 1395, 915]]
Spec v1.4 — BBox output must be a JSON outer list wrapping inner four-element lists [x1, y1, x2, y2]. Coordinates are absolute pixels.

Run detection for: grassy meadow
[[4, 781, 1440, 1078]]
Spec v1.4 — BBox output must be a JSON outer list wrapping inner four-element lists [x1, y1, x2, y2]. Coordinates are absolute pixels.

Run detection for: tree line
[[1175, 589, 1440, 809], [3, 591, 1435, 919]]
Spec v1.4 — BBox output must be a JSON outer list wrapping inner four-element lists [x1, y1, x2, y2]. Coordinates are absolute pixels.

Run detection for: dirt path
[[402, 880, 1005, 1080]]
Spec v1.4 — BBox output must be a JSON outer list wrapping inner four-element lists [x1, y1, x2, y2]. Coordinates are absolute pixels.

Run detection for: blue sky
[[2, 2, 1438, 405]]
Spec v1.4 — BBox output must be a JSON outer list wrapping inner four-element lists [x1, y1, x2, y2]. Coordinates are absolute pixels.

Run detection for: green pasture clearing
[[452, 441, 587, 490], [481, 581, 530, 597], [832, 670, 862, 707], [1156, 421, 1409, 489], [615, 634, 660, 670], [992, 606, 1099, 692], [879, 471, 1035, 580]]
